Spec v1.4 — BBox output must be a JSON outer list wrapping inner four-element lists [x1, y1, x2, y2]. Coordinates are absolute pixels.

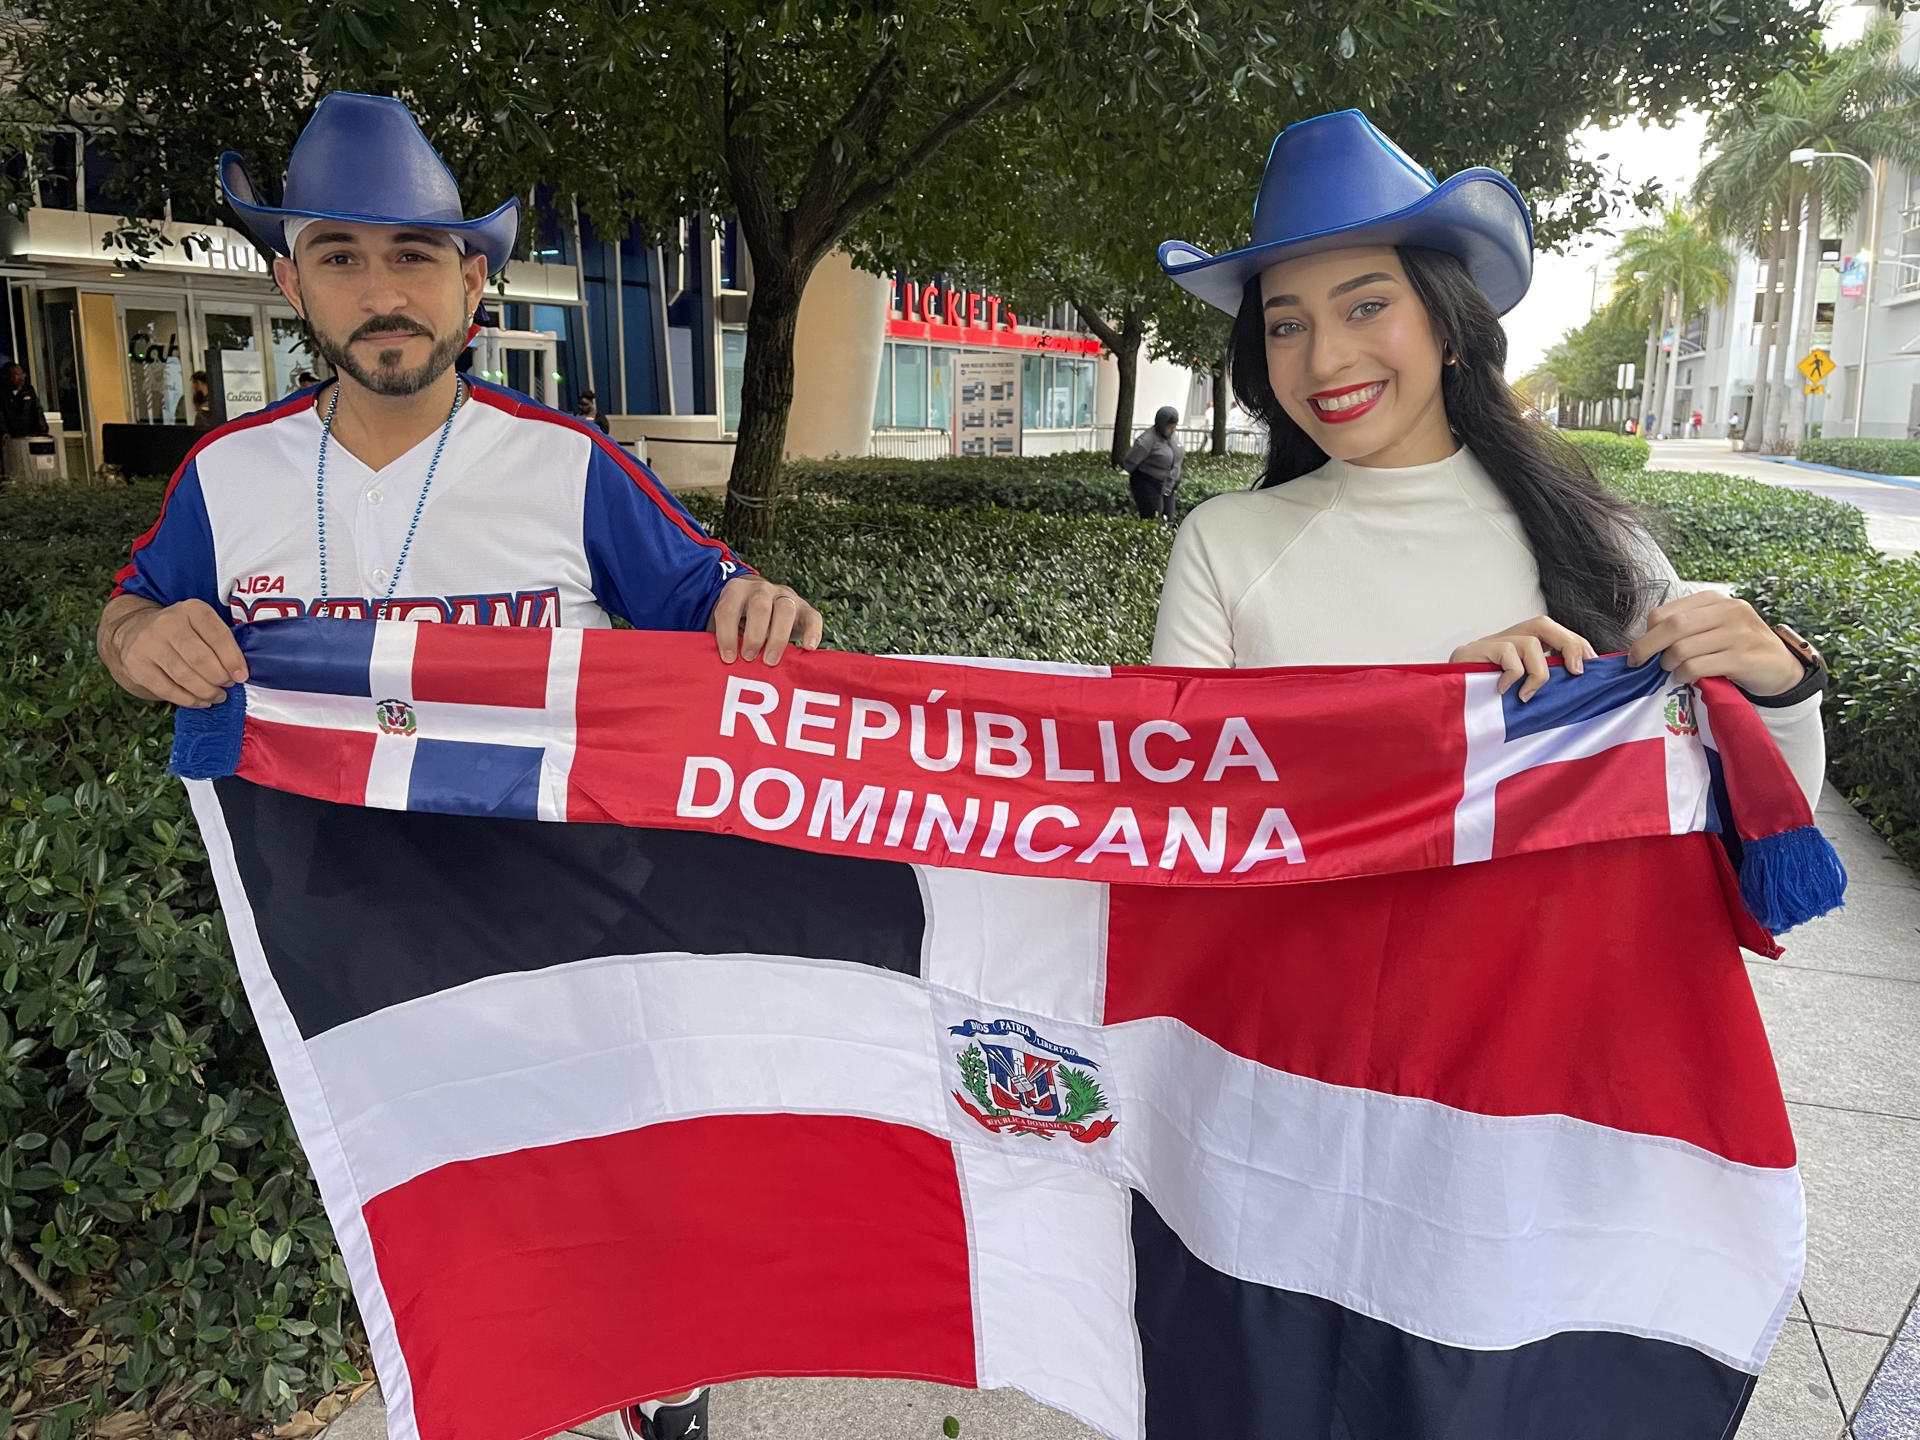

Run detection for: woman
[[1154, 109, 1824, 806], [1122, 405, 1184, 520]]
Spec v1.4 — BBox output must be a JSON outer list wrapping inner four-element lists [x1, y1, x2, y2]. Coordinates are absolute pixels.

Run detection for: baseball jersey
[[113, 377, 747, 630]]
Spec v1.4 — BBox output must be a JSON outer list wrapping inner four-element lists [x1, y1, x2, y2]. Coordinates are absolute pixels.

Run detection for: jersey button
[[371, 569, 390, 589], [367, 488, 383, 505]]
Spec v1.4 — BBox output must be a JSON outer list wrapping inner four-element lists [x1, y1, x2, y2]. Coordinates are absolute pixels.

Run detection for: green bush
[[785, 450, 1259, 520], [1561, 430, 1651, 472], [1607, 469, 1873, 581], [0, 445, 1909, 1434], [1737, 551, 1920, 866], [687, 493, 1170, 665], [1, 482, 366, 1436], [1796, 437, 1920, 476]]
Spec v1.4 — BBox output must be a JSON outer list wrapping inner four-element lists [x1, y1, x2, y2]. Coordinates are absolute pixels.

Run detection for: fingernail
[[212, 692, 226, 704]]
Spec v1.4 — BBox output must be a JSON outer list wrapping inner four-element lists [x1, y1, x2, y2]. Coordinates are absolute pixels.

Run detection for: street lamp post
[[1791, 147, 1880, 438]]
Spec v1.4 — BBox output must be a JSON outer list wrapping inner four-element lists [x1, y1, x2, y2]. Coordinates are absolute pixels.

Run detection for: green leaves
[[0, 488, 364, 1428], [1797, 439, 1920, 477]]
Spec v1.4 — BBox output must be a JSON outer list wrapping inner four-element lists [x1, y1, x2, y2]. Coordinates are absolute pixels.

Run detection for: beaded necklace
[[315, 377, 464, 606]]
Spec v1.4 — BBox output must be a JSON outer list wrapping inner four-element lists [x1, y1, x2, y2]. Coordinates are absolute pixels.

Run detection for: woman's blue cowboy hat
[[219, 91, 520, 276], [1159, 109, 1534, 315]]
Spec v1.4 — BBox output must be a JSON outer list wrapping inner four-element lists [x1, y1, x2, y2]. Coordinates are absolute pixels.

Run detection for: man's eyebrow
[[1263, 271, 1398, 310], [386, 229, 457, 248], [299, 230, 359, 249]]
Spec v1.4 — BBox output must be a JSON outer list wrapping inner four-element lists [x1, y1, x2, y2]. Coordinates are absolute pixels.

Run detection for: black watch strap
[[1737, 624, 1828, 708]]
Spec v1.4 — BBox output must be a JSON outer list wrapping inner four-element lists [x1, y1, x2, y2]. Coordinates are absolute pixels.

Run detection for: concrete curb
[[1761, 455, 1920, 493]]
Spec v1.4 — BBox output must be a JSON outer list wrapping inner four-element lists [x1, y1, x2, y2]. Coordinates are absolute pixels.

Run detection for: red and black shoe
[[616, 1389, 709, 1440]]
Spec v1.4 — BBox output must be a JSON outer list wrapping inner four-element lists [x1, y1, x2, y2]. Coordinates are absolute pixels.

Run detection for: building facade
[[1674, 10, 1920, 444], [0, 126, 1204, 486]]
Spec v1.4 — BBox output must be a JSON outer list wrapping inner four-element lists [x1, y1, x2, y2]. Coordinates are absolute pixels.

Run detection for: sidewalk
[[1645, 437, 1920, 560], [318, 793, 1920, 1440]]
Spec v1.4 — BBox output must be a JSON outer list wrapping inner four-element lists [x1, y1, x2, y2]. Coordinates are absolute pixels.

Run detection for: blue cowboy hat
[[219, 91, 520, 276], [1159, 110, 1534, 315]]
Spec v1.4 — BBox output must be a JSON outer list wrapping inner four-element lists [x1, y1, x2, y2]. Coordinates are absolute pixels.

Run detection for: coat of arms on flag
[[171, 619, 1845, 1440], [949, 1017, 1116, 1143]]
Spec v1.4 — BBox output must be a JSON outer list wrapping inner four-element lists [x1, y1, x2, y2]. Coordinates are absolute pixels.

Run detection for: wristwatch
[[1738, 624, 1828, 708]]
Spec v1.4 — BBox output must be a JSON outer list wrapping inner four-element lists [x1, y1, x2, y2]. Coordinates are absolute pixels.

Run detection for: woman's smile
[[1308, 380, 1388, 422]]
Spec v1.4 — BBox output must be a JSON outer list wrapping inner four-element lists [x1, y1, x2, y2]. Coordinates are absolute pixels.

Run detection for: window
[[894, 344, 927, 427], [1073, 359, 1095, 426], [1902, 170, 1920, 294], [1021, 355, 1043, 429], [721, 329, 745, 431], [928, 350, 951, 432], [873, 345, 894, 427], [36, 131, 76, 210], [83, 140, 131, 217]]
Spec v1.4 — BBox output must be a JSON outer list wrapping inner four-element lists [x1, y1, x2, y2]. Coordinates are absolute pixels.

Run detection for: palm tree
[[1694, 16, 1920, 449], [1609, 206, 1734, 438]]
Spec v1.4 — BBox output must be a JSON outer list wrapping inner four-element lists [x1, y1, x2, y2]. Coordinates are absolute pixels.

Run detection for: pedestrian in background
[[1689, 409, 1703, 438], [574, 388, 610, 434], [1123, 405, 1183, 520], [1, 362, 48, 441]]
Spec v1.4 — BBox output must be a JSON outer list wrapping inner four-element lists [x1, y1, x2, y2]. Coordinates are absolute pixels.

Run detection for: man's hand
[[1449, 616, 1594, 702], [98, 595, 248, 707], [708, 576, 823, 665], [1627, 591, 1803, 695]]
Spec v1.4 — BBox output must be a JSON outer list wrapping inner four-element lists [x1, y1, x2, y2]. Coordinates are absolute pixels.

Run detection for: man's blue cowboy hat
[[1159, 109, 1534, 315], [219, 91, 520, 276]]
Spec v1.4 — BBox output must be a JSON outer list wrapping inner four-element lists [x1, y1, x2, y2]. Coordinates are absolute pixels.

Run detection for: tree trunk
[[1761, 193, 1803, 453], [1636, 305, 1660, 434], [1210, 356, 1228, 455], [1783, 188, 1824, 448], [720, 263, 805, 548], [1643, 284, 1674, 437], [1069, 301, 1148, 466], [1653, 286, 1681, 439], [1109, 338, 1141, 465], [1744, 203, 1790, 453]]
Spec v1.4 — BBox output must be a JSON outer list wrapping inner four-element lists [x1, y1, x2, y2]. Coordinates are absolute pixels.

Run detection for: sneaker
[[616, 1390, 709, 1440]]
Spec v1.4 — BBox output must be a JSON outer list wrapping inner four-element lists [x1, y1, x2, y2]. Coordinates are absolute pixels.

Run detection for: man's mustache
[[350, 314, 434, 344]]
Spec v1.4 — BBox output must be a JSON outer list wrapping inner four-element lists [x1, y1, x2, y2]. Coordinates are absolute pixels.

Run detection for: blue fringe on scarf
[[1738, 824, 1848, 934], [169, 685, 247, 779]]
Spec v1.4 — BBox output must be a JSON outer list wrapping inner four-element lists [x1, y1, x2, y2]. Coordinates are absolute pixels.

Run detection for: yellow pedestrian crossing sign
[[1798, 348, 1835, 394]]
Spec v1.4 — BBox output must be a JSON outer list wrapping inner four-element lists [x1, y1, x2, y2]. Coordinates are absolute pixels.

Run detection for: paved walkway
[[1646, 438, 1920, 560], [319, 791, 1920, 1439]]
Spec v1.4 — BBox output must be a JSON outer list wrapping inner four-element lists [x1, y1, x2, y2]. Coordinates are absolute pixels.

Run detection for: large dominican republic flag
[[175, 620, 1844, 1440]]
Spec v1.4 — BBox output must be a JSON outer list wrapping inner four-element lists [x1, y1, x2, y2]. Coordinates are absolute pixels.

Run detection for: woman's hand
[[1449, 617, 1595, 702], [1626, 591, 1803, 695]]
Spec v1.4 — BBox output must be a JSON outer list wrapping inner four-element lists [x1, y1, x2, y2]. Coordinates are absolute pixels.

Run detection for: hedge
[[1608, 469, 1873, 582], [1738, 551, 1920, 866], [1560, 430, 1650, 472], [1796, 437, 1920, 476], [788, 450, 1260, 520], [2, 482, 368, 1438], [0, 454, 1906, 1433]]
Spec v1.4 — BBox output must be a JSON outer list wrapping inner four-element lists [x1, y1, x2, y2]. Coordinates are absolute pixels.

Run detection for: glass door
[[269, 312, 321, 397], [200, 307, 261, 426], [120, 302, 187, 424]]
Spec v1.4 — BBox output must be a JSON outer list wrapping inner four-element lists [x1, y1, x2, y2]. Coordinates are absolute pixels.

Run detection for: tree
[[1527, 309, 1646, 429], [1694, 15, 1920, 449], [867, 0, 1817, 469], [1608, 206, 1734, 437], [1150, 289, 1235, 454], [5, 0, 1820, 539]]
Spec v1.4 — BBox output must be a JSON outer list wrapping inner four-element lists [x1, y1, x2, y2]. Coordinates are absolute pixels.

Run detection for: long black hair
[[1227, 247, 1654, 653]]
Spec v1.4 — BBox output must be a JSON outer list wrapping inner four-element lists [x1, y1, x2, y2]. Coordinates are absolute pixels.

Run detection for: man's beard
[[311, 312, 466, 397]]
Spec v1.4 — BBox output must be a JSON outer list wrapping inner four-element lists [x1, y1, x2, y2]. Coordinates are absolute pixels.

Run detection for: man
[[96, 92, 816, 1440], [575, 387, 611, 434], [1121, 405, 1183, 521], [0, 361, 50, 476]]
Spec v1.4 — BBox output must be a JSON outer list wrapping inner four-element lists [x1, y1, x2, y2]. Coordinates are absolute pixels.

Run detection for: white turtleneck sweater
[[1152, 448, 1825, 806]]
